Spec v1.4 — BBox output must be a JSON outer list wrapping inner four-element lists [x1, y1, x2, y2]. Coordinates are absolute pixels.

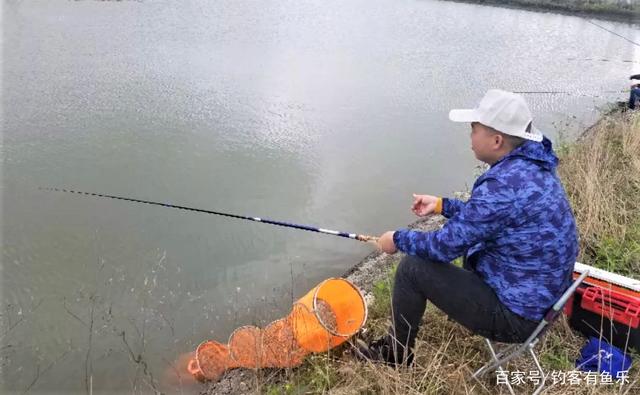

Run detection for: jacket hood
[[498, 136, 558, 171]]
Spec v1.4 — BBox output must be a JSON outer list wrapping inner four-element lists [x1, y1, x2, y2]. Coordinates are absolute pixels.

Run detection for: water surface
[[2, 0, 639, 392]]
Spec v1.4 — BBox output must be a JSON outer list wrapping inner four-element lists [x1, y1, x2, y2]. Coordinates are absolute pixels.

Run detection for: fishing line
[[40, 187, 379, 243], [584, 19, 640, 48]]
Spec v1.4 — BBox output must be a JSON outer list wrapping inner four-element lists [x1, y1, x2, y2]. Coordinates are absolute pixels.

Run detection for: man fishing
[[358, 89, 579, 365]]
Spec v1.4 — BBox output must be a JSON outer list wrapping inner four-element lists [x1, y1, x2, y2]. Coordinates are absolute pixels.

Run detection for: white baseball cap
[[449, 89, 543, 142]]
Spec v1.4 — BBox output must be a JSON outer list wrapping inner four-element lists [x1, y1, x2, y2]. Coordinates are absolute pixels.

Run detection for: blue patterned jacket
[[393, 137, 579, 321]]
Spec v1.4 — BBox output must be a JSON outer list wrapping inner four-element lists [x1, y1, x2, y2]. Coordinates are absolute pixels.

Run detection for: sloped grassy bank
[[202, 110, 639, 394], [558, 109, 640, 277]]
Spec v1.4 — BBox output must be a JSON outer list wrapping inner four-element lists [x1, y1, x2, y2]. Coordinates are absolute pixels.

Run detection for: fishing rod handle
[[356, 234, 379, 244]]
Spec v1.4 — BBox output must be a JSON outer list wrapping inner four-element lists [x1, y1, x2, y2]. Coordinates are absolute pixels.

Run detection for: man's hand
[[377, 231, 397, 254], [412, 194, 440, 216]]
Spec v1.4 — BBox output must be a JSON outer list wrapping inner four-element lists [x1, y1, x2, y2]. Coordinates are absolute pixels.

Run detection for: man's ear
[[493, 133, 503, 149]]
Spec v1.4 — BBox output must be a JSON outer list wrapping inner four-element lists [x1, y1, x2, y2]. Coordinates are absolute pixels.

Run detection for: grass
[[216, 110, 640, 394], [369, 264, 397, 321], [558, 111, 640, 276]]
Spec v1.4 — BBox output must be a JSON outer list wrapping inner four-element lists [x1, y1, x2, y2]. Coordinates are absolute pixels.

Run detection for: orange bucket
[[290, 277, 367, 353]]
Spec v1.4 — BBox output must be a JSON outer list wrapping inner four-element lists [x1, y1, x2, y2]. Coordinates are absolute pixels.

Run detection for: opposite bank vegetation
[[446, 0, 640, 19], [201, 106, 640, 395]]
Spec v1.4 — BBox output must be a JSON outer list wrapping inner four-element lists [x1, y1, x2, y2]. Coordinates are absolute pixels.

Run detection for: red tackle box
[[564, 270, 640, 352]]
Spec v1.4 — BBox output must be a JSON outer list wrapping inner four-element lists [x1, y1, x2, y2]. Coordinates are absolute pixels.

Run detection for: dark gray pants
[[629, 87, 640, 109], [390, 255, 538, 358]]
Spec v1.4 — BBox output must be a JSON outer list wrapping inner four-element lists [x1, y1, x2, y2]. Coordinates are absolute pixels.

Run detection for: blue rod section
[[40, 188, 377, 243]]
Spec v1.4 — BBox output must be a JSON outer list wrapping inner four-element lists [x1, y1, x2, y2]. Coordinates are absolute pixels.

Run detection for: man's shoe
[[354, 337, 413, 366]]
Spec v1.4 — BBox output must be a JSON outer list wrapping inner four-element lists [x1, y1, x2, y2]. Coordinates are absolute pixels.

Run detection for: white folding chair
[[471, 270, 589, 395]]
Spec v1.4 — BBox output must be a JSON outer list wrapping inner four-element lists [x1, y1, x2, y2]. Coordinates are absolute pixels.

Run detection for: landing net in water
[[187, 278, 367, 381]]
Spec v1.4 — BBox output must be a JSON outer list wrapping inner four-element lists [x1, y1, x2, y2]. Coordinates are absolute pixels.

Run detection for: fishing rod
[[514, 91, 571, 94], [514, 90, 627, 94], [40, 187, 379, 244], [514, 90, 628, 98]]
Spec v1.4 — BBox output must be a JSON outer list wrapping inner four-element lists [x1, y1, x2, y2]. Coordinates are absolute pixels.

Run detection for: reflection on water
[[2, 0, 639, 392]]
